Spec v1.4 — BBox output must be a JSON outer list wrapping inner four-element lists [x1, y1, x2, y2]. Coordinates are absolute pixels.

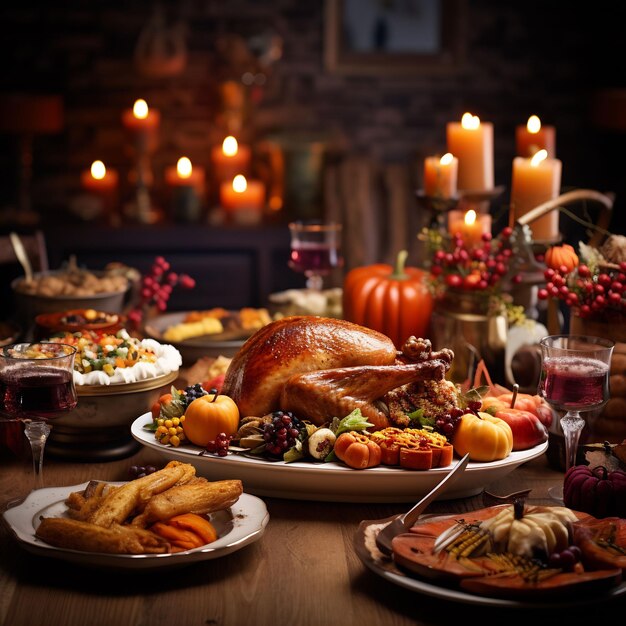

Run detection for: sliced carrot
[[168, 513, 218, 544], [150, 521, 204, 549]]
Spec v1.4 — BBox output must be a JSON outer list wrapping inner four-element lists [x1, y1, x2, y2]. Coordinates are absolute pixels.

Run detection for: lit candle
[[165, 157, 206, 222], [80, 160, 120, 224], [446, 113, 494, 192], [510, 149, 562, 242], [121, 98, 160, 151], [211, 136, 252, 184], [515, 115, 556, 158], [448, 208, 492, 248], [219, 174, 265, 225], [423, 152, 458, 198]]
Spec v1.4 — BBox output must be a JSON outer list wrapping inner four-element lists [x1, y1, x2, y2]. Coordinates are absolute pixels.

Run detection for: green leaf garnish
[[331, 408, 374, 436]]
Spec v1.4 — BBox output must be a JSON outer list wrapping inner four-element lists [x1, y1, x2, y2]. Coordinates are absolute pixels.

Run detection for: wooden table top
[[1, 446, 624, 626]]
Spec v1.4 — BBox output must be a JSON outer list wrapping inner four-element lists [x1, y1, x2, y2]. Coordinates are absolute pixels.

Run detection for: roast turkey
[[221, 316, 452, 429]]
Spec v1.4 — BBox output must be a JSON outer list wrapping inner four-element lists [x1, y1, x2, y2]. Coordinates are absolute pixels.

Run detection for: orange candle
[[446, 113, 494, 192], [515, 115, 556, 158], [80, 160, 119, 223], [211, 136, 251, 184], [448, 208, 492, 248], [510, 149, 562, 242], [165, 157, 205, 192], [423, 153, 458, 198], [219, 174, 265, 225], [165, 157, 205, 222], [121, 99, 160, 151]]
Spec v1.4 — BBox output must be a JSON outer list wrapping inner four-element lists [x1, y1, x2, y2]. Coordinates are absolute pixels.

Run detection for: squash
[[342, 249, 433, 349], [563, 464, 626, 518], [182, 392, 240, 447], [544, 243, 579, 273], [453, 411, 513, 462], [334, 431, 382, 469]]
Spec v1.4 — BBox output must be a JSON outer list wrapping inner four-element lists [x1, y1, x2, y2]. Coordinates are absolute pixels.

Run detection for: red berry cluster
[[538, 261, 626, 319], [430, 226, 520, 292], [127, 256, 196, 325]]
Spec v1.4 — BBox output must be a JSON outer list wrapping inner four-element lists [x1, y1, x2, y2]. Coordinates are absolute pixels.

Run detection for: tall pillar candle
[[80, 160, 119, 223], [121, 98, 160, 153], [510, 149, 562, 242], [516, 115, 556, 158], [165, 157, 206, 222], [446, 113, 494, 192], [211, 136, 251, 185], [219, 174, 265, 225], [423, 152, 458, 198]]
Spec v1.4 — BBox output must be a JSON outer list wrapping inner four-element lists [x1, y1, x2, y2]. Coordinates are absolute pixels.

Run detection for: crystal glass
[[538, 334, 614, 501], [0, 343, 77, 500], [288, 220, 343, 291]]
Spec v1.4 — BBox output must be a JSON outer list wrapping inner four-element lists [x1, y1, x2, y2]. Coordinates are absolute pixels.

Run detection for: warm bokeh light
[[440, 152, 454, 165], [176, 157, 192, 178], [132, 99, 149, 119], [90, 160, 106, 180], [233, 174, 248, 192], [461, 112, 480, 130], [527, 115, 541, 134], [223, 136, 239, 157], [464, 209, 477, 226], [531, 149, 548, 166]]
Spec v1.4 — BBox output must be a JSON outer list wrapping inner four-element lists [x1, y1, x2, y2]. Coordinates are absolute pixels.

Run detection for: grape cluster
[[434, 400, 481, 438], [262, 411, 304, 457], [127, 256, 196, 326], [428, 226, 521, 292], [547, 545, 582, 571], [128, 464, 158, 479], [201, 433, 232, 457], [184, 383, 209, 405], [538, 261, 626, 319]]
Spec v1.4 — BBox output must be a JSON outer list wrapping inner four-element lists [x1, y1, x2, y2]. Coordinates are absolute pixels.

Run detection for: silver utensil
[[9, 231, 33, 283], [375, 453, 470, 557]]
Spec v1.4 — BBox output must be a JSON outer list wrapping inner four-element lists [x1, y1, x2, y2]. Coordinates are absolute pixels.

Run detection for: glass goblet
[[538, 334, 614, 502], [0, 343, 77, 500], [288, 220, 343, 291]]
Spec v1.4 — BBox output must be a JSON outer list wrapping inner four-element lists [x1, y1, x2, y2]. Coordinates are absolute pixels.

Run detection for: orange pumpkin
[[453, 412, 513, 462], [182, 393, 240, 447], [334, 431, 382, 469], [342, 250, 434, 349], [545, 244, 579, 273]]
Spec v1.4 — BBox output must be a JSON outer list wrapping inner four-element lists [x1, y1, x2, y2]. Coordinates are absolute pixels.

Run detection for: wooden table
[[1, 447, 624, 626]]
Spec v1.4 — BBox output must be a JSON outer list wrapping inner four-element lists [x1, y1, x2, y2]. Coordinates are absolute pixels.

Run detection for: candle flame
[[527, 115, 541, 134], [530, 149, 548, 167], [223, 136, 239, 157], [461, 112, 480, 130], [440, 152, 454, 165], [464, 209, 477, 226], [233, 174, 248, 193], [133, 99, 149, 120], [177, 157, 192, 178], [90, 160, 106, 180]]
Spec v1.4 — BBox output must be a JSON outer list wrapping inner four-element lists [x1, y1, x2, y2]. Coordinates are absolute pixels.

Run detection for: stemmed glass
[[0, 343, 77, 502], [538, 334, 614, 502], [288, 220, 343, 291]]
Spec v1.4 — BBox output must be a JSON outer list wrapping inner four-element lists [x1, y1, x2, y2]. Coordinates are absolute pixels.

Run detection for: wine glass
[[0, 342, 77, 502], [288, 220, 343, 291], [538, 334, 614, 502]]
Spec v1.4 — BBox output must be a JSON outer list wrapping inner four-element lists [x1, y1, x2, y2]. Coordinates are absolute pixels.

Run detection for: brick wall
[[0, 1, 623, 232]]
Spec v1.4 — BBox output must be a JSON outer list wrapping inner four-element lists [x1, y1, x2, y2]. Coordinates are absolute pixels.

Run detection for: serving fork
[[375, 453, 470, 557]]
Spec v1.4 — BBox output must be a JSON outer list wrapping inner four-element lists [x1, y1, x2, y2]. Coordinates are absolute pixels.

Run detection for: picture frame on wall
[[324, 0, 466, 75]]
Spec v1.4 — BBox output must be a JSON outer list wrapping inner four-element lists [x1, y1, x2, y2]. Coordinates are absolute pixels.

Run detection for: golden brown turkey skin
[[221, 316, 398, 418]]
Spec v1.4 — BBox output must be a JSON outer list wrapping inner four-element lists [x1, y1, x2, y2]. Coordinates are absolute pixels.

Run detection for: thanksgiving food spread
[[35, 461, 243, 554], [389, 502, 626, 599]]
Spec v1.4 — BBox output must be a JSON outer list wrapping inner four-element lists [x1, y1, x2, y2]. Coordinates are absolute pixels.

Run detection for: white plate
[[131, 413, 549, 503], [2, 482, 269, 570], [354, 517, 626, 608]]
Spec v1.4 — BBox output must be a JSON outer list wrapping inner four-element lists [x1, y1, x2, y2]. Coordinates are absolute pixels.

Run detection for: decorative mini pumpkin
[[563, 463, 626, 518], [342, 250, 433, 349], [183, 392, 240, 447], [544, 243, 579, 273], [452, 411, 513, 462]]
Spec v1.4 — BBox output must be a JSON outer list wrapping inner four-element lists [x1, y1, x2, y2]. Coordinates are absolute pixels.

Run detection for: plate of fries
[[3, 463, 269, 570]]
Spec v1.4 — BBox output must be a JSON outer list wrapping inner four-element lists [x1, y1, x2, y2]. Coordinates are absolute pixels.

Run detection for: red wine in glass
[[541, 356, 609, 411], [289, 242, 340, 276]]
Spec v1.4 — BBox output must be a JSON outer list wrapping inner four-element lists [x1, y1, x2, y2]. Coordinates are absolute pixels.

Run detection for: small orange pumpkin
[[342, 250, 434, 349], [545, 244, 579, 273], [453, 412, 513, 462], [182, 393, 240, 447]]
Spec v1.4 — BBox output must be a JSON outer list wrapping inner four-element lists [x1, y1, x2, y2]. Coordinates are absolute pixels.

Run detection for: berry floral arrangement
[[421, 223, 526, 325], [538, 235, 626, 322], [126, 256, 196, 328]]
